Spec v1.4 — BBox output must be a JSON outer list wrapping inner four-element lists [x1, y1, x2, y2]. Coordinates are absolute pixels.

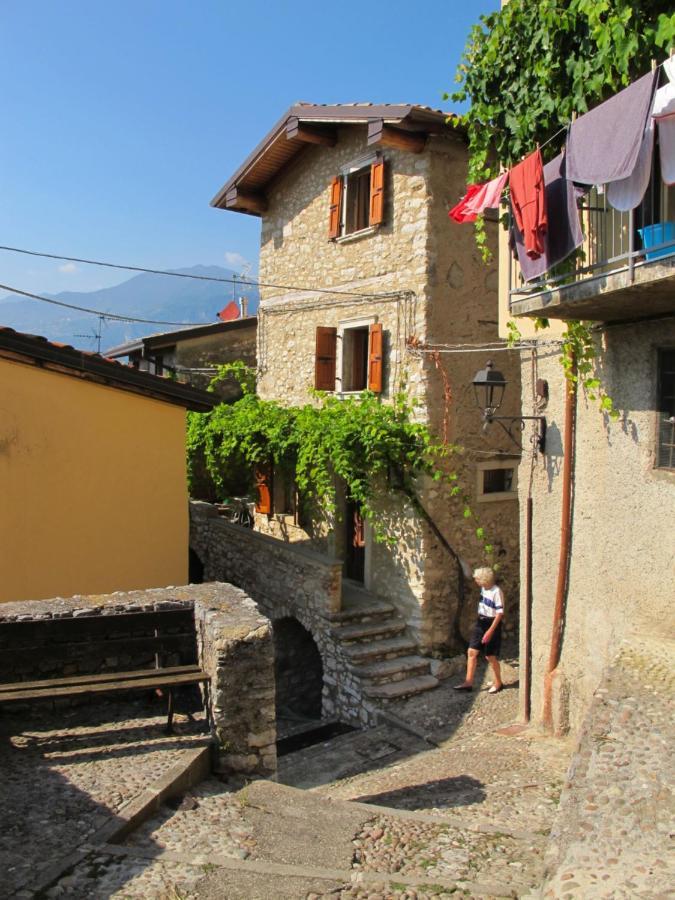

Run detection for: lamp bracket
[[483, 414, 547, 453]]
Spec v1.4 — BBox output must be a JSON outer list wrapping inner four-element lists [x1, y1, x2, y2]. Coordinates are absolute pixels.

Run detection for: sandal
[[453, 683, 473, 692], [488, 685, 503, 694]]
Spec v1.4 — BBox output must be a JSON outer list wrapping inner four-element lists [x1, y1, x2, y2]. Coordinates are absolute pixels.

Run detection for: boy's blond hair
[[473, 566, 495, 587]]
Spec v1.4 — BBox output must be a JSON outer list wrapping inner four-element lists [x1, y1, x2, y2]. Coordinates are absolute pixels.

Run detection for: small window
[[476, 460, 518, 502], [657, 348, 675, 470], [315, 321, 383, 393], [483, 468, 514, 494]]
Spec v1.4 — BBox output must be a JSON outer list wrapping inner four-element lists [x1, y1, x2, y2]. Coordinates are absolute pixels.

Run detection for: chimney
[[239, 296, 249, 318]]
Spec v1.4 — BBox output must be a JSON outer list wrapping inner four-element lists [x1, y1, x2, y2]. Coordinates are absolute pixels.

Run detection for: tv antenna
[[74, 313, 106, 353]]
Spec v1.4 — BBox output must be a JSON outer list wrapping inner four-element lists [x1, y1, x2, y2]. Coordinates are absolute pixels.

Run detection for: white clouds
[[223, 251, 249, 270], [58, 262, 78, 274]]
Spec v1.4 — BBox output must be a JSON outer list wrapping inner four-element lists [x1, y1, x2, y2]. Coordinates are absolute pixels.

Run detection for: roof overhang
[[105, 317, 257, 358], [211, 103, 462, 217], [0, 327, 216, 412]]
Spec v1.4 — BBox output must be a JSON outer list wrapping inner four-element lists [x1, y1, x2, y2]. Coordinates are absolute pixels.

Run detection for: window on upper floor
[[328, 157, 385, 240], [314, 318, 383, 394], [656, 348, 675, 470]]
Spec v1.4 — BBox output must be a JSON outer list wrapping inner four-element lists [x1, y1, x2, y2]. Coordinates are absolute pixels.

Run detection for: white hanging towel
[[653, 58, 675, 186]]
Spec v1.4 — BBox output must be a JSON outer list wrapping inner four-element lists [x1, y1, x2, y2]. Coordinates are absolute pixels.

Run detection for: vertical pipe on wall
[[542, 352, 577, 732], [523, 496, 533, 722]]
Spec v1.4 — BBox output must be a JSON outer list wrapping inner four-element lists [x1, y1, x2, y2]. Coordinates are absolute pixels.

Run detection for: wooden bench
[[0, 609, 211, 732]]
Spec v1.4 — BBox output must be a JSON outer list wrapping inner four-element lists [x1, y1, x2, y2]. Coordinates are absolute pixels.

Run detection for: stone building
[[198, 103, 521, 722], [106, 315, 257, 401], [498, 129, 675, 735]]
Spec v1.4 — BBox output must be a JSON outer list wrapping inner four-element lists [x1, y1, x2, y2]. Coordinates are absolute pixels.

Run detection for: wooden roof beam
[[367, 120, 426, 153], [225, 188, 268, 215], [286, 117, 337, 146]]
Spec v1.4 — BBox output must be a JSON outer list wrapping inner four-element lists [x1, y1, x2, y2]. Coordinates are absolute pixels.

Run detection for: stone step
[[350, 655, 431, 684], [342, 636, 419, 663], [332, 619, 406, 644], [363, 674, 439, 700], [330, 598, 396, 625]]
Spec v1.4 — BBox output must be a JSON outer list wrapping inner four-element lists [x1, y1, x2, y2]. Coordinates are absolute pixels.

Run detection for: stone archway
[[272, 617, 323, 723]]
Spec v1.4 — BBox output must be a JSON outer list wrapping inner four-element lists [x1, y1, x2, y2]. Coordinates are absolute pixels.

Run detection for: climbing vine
[[187, 364, 494, 555]]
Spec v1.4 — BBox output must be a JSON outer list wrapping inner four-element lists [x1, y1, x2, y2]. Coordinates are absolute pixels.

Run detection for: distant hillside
[[0, 265, 260, 351]]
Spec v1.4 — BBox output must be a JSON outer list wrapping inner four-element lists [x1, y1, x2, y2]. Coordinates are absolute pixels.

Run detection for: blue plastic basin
[[638, 222, 675, 261]]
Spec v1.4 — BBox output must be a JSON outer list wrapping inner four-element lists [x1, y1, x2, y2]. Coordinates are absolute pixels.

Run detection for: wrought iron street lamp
[[472, 360, 547, 453]]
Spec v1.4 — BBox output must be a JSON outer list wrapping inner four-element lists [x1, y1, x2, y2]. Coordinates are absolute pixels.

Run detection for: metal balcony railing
[[509, 157, 675, 307]]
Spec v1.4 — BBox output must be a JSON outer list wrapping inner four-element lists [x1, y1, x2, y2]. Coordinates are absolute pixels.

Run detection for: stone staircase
[[331, 582, 438, 702]]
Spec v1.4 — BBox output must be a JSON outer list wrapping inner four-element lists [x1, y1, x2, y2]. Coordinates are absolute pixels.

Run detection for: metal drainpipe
[[523, 496, 533, 722], [542, 352, 577, 731]]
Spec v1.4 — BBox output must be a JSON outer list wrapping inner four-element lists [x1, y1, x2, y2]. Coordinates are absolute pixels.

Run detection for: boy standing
[[454, 566, 504, 693]]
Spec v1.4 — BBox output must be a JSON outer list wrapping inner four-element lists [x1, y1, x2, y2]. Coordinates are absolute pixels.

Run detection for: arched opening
[[188, 548, 204, 584], [273, 617, 323, 725]]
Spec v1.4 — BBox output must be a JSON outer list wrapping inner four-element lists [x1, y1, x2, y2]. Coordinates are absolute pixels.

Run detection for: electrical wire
[[0, 281, 207, 326], [0, 244, 388, 298]]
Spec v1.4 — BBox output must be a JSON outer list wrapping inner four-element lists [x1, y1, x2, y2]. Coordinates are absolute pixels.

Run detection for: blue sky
[[1, 1, 498, 296]]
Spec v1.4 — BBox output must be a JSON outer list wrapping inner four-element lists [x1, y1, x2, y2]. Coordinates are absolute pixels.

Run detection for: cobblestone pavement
[[540, 634, 675, 899], [0, 696, 208, 898]]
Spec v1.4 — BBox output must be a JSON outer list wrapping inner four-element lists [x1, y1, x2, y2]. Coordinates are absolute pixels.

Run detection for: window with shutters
[[328, 155, 385, 240], [314, 318, 384, 394], [656, 348, 675, 470]]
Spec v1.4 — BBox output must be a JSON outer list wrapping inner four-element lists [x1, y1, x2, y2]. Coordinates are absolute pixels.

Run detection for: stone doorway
[[272, 618, 323, 732]]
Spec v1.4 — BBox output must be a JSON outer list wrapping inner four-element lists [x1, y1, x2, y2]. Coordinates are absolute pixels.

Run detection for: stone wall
[[0, 583, 276, 778], [518, 318, 675, 734], [253, 127, 520, 653], [190, 501, 378, 725]]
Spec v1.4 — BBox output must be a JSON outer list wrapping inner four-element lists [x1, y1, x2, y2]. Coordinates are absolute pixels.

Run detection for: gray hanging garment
[[511, 152, 585, 283], [566, 70, 658, 185]]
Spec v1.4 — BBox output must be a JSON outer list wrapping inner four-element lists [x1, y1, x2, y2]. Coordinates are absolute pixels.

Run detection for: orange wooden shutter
[[328, 175, 343, 239], [254, 464, 273, 515], [315, 326, 337, 391], [369, 159, 385, 226], [368, 323, 383, 393]]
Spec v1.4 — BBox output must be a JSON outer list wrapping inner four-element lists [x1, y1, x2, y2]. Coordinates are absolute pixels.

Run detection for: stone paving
[[0, 696, 208, 898]]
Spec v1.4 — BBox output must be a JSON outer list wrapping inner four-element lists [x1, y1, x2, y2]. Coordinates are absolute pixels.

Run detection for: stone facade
[[190, 501, 379, 726], [0, 583, 276, 777], [516, 318, 675, 734], [254, 126, 521, 653]]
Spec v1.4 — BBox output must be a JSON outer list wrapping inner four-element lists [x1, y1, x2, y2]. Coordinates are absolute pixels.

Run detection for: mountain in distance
[[0, 265, 260, 352]]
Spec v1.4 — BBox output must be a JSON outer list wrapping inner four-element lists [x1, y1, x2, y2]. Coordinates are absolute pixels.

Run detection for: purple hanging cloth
[[566, 70, 658, 185], [511, 152, 585, 283]]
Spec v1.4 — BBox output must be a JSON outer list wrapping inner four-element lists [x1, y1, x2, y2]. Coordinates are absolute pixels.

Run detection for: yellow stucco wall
[[0, 358, 189, 602]]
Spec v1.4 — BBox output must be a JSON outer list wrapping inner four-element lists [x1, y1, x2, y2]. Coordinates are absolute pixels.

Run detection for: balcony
[[508, 166, 675, 322]]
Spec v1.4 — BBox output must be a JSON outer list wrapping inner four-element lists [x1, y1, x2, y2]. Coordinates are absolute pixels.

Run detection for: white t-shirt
[[478, 585, 504, 619]]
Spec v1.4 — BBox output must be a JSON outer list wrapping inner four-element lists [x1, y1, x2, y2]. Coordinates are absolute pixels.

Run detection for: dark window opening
[[344, 167, 371, 235], [483, 468, 515, 494], [657, 348, 675, 470], [342, 327, 370, 391]]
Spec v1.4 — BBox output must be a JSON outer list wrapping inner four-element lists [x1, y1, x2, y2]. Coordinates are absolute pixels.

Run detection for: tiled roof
[[0, 325, 216, 411]]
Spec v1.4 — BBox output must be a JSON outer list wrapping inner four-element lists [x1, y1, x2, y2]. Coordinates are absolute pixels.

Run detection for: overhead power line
[[0, 281, 206, 326], [0, 244, 385, 298]]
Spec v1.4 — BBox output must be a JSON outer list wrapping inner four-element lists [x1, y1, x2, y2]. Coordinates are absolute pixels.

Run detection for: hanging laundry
[[653, 57, 675, 186], [448, 171, 508, 223], [511, 152, 584, 282], [607, 114, 655, 211], [567, 70, 658, 185], [510, 148, 547, 258]]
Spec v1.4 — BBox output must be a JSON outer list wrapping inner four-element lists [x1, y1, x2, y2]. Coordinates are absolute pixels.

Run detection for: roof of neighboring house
[[211, 102, 462, 216], [0, 326, 216, 412], [105, 316, 257, 359]]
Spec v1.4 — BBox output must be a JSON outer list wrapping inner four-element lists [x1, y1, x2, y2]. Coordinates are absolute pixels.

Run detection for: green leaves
[[450, 0, 672, 251]]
